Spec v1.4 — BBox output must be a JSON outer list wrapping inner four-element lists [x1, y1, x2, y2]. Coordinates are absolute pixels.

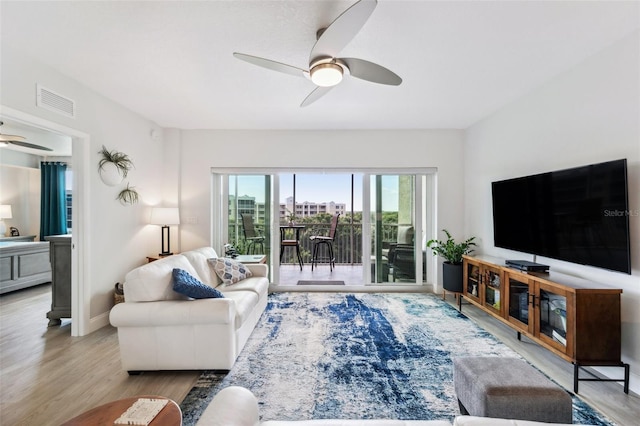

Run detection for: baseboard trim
[[88, 311, 111, 333]]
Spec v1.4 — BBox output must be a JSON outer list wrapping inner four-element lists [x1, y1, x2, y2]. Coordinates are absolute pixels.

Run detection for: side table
[[61, 395, 181, 425], [147, 253, 178, 263], [234, 254, 267, 264]]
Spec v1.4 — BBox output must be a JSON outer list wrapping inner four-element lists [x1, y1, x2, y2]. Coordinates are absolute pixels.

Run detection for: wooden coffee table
[[61, 395, 181, 425]]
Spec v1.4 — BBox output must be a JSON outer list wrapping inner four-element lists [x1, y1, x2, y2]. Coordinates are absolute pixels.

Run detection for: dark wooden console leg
[[517, 331, 521, 341], [624, 363, 630, 394], [574, 362, 629, 394]]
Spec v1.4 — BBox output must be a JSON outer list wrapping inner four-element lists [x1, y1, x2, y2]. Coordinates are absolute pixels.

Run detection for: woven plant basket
[[113, 282, 125, 305]]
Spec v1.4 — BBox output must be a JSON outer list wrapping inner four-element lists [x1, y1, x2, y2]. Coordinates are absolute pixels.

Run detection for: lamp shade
[[0, 205, 12, 219], [149, 207, 180, 225]]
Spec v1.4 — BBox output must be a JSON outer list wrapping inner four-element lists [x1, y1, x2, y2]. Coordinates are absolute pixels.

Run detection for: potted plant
[[98, 145, 134, 186], [116, 183, 139, 205], [285, 209, 297, 225], [427, 229, 476, 294]]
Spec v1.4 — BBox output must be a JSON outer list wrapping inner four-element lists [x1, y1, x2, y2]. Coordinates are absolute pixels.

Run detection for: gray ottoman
[[453, 357, 572, 423]]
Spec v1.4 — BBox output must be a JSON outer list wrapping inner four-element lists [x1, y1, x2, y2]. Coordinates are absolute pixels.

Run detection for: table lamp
[[149, 207, 180, 256], [0, 205, 12, 236]]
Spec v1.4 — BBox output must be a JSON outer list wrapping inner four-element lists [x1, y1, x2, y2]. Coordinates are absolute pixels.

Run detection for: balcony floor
[[278, 264, 365, 286], [276, 263, 425, 292]]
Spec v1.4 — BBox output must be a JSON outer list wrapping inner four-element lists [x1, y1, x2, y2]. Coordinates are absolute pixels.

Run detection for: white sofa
[[109, 247, 269, 372], [196, 386, 583, 426]]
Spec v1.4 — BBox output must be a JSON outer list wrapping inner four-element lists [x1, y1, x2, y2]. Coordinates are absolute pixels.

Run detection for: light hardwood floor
[[1, 284, 637, 425], [0, 284, 200, 425]]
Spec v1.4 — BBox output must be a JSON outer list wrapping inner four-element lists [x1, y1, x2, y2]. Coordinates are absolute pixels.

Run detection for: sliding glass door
[[370, 175, 424, 284], [227, 175, 271, 262], [212, 169, 435, 287]]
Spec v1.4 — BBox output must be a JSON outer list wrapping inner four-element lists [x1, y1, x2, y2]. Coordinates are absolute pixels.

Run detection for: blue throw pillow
[[172, 268, 224, 299]]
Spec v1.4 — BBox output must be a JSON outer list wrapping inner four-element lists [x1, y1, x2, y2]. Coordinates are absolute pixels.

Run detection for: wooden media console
[[462, 255, 629, 394]]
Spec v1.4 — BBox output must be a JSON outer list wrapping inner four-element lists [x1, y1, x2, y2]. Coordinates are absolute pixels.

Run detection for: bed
[[0, 240, 52, 294]]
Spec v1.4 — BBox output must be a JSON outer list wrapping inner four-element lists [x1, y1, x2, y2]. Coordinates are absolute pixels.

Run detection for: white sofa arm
[[197, 386, 260, 426], [109, 299, 235, 327], [246, 263, 268, 277]]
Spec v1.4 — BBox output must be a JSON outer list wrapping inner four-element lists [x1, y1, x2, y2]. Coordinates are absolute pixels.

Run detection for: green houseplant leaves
[[117, 183, 139, 205], [426, 229, 477, 264], [98, 145, 134, 178]]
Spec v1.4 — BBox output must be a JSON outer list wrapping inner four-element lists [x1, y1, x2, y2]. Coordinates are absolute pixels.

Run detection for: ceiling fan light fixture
[[0, 134, 27, 144], [310, 63, 343, 87], [0, 121, 53, 151], [0, 121, 27, 145]]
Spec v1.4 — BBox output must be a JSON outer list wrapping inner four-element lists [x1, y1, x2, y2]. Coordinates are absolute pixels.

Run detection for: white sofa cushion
[[182, 247, 221, 287], [124, 255, 200, 302], [221, 290, 259, 328], [218, 275, 270, 296]]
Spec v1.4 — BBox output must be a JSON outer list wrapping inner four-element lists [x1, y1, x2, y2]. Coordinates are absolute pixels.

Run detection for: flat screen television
[[491, 159, 631, 274]]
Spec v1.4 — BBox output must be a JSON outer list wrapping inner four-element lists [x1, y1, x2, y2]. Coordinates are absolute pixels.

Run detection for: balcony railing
[[229, 222, 402, 265]]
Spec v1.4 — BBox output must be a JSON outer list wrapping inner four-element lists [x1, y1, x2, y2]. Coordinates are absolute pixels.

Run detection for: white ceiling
[[1, 0, 639, 131]]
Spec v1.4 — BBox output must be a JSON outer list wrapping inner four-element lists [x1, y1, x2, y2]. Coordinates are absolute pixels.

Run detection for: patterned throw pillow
[[172, 268, 225, 299], [208, 258, 253, 285]]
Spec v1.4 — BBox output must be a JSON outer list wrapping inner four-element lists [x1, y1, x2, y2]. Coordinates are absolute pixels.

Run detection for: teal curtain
[[40, 162, 68, 240]]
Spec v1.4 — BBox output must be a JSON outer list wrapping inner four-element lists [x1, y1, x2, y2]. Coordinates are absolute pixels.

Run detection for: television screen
[[491, 159, 631, 274]]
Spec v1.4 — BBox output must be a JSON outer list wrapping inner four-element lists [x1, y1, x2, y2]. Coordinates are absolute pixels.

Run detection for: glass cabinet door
[[464, 259, 481, 301], [482, 266, 502, 315], [538, 284, 569, 351], [505, 271, 533, 333]]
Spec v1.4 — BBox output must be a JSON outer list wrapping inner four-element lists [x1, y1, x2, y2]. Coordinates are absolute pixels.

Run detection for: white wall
[[0, 164, 40, 237], [1, 45, 166, 333], [169, 129, 466, 263], [464, 32, 640, 393]]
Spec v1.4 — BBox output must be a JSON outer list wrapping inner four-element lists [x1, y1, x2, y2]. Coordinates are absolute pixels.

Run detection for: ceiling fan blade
[[309, 0, 377, 63], [300, 86, 335, 107], [233, 53, 307, 77], [8, 141, 53, 151], [340, 58, 402, 86]]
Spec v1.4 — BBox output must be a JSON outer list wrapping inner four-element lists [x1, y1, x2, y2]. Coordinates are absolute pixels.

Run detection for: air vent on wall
[[36, 84, 76, 118]]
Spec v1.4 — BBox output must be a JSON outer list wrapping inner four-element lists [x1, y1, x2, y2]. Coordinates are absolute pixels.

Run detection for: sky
[[232, 173, 400, 211], [282, 173, 361, 209]]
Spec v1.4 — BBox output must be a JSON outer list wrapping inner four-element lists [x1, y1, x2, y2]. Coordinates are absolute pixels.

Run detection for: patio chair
[[385, 225, 415, 281], [241, 213, 265, 254], [310, 213, 340, 271]]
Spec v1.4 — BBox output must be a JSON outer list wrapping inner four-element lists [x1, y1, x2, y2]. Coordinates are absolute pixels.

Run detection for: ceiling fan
[[233, 0, 402, 107], [0, 121, 53, 151]]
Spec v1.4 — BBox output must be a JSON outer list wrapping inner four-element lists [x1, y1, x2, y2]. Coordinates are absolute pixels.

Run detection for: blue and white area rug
[[181, 293, 614, 425]]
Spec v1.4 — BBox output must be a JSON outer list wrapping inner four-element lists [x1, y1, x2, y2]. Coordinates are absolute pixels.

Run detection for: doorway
[[1, 105, 90, 336]]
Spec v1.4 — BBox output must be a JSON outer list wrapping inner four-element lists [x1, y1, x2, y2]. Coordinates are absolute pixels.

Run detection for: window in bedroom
[[65, 168, 72, 231]]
